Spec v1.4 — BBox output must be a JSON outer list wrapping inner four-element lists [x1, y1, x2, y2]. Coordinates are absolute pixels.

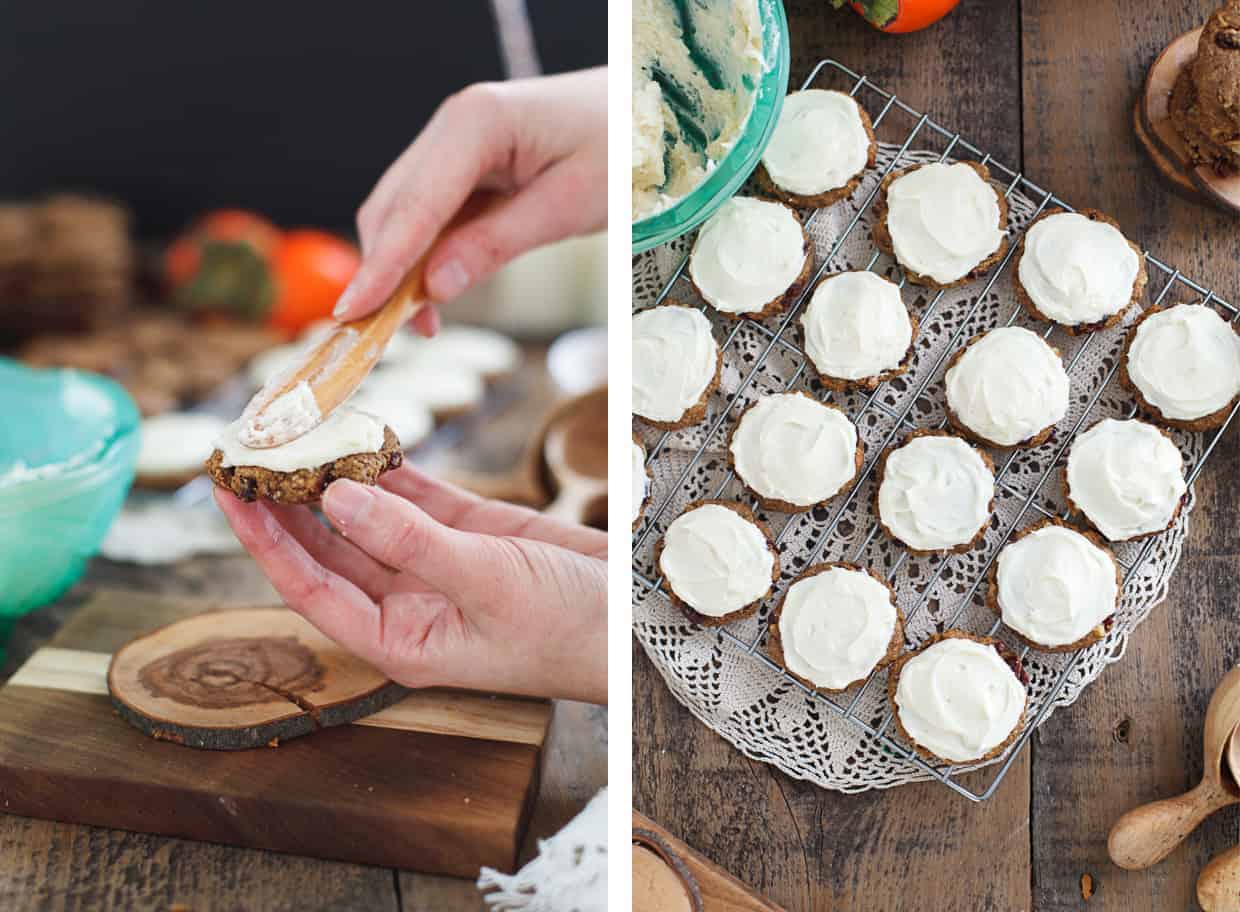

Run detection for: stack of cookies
[[0, 195, 134, 341], [1171, 1, 1240, 176]]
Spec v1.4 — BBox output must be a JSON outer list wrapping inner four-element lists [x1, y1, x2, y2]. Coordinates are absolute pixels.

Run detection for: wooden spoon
[[1197, 731, 1240, 911], [1108, 666, 1240, 870], [541, 387, 607, 524], [240, 196, 495, 449]]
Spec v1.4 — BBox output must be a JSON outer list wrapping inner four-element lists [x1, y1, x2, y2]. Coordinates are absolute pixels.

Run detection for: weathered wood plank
[[1022, 1, 1240, 909]]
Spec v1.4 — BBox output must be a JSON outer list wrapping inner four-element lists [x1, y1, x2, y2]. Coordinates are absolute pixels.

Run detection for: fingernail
[[323, 479, 372, 530], [428, 260, 470, 300], [332, 281, 357, 319]]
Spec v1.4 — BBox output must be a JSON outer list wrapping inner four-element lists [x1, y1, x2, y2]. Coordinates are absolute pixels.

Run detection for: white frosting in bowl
[[800, 271, 913, 381], [885, 162, 1005, 285], [945, 326, 1070, 446], [996, 524, 1118, 648], [660, 503, 774, 618], [1018, 212, 1141, 326], [778, 566, 896, 690], [632, 439, 648, 527], [878, 434, 993, 551], [1127, 304, 1240, 422], [730, 393, 858, 507], [138, 413, 228, 478], [1066, 419, 1185, 542], [632, 306, 719, 423], [761, 90, 871, 197], [688, 197, 807, 315], [215, 407, 387, 473], [894, 637, 1026, 762]]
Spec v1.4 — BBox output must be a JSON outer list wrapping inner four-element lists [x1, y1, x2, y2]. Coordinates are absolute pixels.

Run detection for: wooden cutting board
[[0, 590, 552, 878]]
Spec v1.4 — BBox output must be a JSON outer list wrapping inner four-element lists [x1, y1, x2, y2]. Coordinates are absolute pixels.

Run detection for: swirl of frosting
[[1066, 419, 1185, 541], [945, 326, 1070, 446], [894, 637, 1026, 762], [778, 566, 896, 690], [885, 162, 1005, 285], [878, 434, 994, 551], [730, 393, 859, 507], [1017, 212, 1140, 326], [1127, 304, 1240, 421], [800, 272, 913, 381], [996, 524, 1118, 647], [688, 197, 807, 315], [660, 504, 774, 617], [632, 438, 648, 527], [761, 90, 871, 196], [632, 306, 719, 423]]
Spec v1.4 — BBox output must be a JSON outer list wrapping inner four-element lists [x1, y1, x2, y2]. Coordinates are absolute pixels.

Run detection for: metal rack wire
[[631, 59, 1239, 802]]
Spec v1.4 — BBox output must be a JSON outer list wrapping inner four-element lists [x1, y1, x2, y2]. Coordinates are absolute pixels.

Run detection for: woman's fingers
[[321, 479, 489, 603], [378, 463, 607, 556], [213, 490, 388, 666], [263, 502, 402, 602]]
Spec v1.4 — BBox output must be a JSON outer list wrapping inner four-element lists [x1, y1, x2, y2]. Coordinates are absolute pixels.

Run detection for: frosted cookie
[[1121, 303, 1240, 430], [135, 413, 228, 489], [206, 407, 402, 504], [875, 429, 995, 555], [727, 392, 862, 512], [657, 500, 778, 626], [1063, 418, 1186, 542], [348, 386, 434, 451], [799, 271, 917, 390], [945, 326, 1070, 448], [364, 363, 486, 421], [756, 89, 877, 208], [987, 518, 1119, 652], [888, 631, 1028, 765], [873, 161, 1009, 288], [767, 562, 904, 693], [632, 304, 721, 429], [1014, 209, 1146, 334], [402, 324, 522, 380], [632, 433, 651, 531], [687, 197, 812, 319]]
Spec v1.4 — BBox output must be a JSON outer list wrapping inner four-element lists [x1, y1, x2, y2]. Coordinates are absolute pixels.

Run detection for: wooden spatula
[[239, 195, 495, 449]]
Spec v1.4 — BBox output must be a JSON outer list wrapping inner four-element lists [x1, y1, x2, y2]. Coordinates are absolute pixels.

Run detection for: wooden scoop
[[541, 387, 607, 524], [1198, 742, 1240, 912], [240, 196, 495, 449], [1108, 666, 1240, 870]]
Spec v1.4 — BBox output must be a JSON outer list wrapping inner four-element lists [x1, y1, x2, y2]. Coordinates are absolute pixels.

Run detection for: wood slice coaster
[[108, 608, 409, 750]]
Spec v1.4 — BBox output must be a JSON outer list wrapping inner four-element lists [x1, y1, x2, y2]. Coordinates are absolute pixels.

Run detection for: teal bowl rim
[[0, 363, 140, 512], [631, 0, 791, 255]]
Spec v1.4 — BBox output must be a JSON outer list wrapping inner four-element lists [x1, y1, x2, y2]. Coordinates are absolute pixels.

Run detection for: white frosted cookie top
[[660, 503, 774, 617], [894, 637, 1026, 762], [364, 364, 485, 415], [138, 413, 228, 477], [878, 434, 993, 551], [1018, 212, 1141, 326], [1066, 418, 1185, 541], [730, 393, 858, 507], [945, 326, 1070, 446], [1127, 304, 1240, 421], [761, 90, 871, 197], [215, 407, 387, 473], [348, 387, 434, 450], [778, 566, 896, 690], [885, 162, 1005, 285], [632, 306, 719, 423], [996, 525, 1118, 648], [632, 438, 648, 527], [688, 197, 806, 315], [404, 324, 521, 377], [800, 271, 913, 381]]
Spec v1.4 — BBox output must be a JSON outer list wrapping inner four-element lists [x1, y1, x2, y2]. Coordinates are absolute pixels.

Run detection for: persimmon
[[848, 0, 961, 33]]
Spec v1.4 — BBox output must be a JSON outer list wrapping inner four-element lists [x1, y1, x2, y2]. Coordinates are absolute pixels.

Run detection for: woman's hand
[[215, 464, 607, 704], [332, 67, 607, 334]]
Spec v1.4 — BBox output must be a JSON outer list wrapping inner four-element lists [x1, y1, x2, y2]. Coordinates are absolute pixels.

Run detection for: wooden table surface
[[0, 350, 607, 912], [633, 1, 1240, 910]]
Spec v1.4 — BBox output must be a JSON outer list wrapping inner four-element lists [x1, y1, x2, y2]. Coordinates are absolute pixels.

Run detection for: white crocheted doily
[[632, 143, 1209, 794]]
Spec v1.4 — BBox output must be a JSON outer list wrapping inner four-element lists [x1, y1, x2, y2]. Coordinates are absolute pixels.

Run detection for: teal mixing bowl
[[632, 0, 790, 254], [0, 358, 139, 624]]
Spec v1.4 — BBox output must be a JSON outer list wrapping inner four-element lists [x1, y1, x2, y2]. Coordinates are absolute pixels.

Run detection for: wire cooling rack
[[631, 59, 1240, 802]]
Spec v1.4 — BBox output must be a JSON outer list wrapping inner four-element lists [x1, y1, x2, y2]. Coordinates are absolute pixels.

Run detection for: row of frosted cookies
[[633, 87, 1240, 767]]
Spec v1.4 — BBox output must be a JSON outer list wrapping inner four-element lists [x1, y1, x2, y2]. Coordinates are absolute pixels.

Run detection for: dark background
[[0, 1, 605, 237]]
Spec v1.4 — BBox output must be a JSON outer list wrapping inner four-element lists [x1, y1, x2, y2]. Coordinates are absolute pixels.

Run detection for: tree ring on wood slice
[[108, 608, 409, 750], [632, 828, 704, 912]]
